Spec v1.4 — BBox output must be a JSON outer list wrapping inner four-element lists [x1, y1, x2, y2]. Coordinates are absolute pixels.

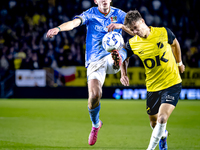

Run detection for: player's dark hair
[[124, 10, 143, 28]]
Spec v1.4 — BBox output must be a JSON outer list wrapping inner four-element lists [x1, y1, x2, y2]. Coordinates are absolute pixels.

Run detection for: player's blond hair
[[124, 10, 143, 28]]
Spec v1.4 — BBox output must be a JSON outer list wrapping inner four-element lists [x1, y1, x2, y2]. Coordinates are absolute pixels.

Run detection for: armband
[[177, 61, 182, 66]]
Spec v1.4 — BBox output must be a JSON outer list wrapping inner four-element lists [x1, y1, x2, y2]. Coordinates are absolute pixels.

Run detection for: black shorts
[[146, 83, 182, 115]]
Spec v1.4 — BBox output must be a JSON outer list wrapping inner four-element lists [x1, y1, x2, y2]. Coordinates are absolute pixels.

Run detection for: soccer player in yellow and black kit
[[120, 10, 185, 150]]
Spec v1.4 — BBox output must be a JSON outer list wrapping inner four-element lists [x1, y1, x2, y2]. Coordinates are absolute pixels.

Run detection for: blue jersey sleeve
[[117, 9, 126, 24], [74, 8, 93, 25]]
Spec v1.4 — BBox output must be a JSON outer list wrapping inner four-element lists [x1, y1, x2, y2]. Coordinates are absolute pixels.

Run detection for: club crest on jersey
[[110, 16, 117, 22]]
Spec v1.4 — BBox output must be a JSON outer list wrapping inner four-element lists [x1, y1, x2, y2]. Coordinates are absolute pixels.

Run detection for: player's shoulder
[[110, 6, 126, 14], [84, 7, 97, 13], [151, 26, 167, 33], [149, 27, 168, 38]]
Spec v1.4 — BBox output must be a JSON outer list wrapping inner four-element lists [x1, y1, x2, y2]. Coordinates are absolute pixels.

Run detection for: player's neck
[[98, 7, 110, 15], [145, 27, 151, 38]]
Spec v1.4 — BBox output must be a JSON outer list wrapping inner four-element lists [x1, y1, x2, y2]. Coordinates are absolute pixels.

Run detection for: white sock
[[147, 122, 167, 150], [92, 121, 100, 128], [150, 123, 167, 138], [161, 129, 168, 139]]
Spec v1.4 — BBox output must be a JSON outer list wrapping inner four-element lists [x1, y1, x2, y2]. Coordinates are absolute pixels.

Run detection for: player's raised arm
[[46, 18, 82, 38], [171, 38, 185, 73], [120, 40, 134, 86], [107, 23, 135, 36], [120, 57, 130, 86]]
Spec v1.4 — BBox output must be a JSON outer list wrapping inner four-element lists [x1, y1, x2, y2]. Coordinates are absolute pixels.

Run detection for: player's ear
[[94, 0, 98, 4], [141, 19, 145, 24]]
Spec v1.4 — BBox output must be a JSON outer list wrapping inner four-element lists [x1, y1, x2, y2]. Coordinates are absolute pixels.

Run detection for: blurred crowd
[[0, 0, 200, 80]]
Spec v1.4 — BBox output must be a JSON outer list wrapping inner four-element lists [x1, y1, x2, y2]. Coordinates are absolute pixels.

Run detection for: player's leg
[[147, 104, 174, 150], [148, 114, 168, 150], [87, 63, 107, 146], [88, 79, 103, 146], [111, 48, 127, 70], [147, 83, 182, 150], [88, 79, 102, 110], [149, 114, 158, 129], [146, 90, 161, 129], [146, 91, 161, 150]]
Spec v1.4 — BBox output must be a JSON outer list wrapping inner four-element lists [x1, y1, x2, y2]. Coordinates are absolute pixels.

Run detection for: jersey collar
[[98, 7, 111, 16], [147, 26, 153, 39]]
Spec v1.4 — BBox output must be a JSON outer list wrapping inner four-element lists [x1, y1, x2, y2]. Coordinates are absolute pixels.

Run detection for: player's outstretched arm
[[120, 57, 130, 86], [107, 23, 135, 36], [46, 18, 82, 38], [171, 38, 185, 73]]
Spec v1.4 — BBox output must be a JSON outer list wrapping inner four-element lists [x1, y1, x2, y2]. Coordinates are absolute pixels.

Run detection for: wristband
[[177, 61, 182, 66], [56, 27, 61, 31]]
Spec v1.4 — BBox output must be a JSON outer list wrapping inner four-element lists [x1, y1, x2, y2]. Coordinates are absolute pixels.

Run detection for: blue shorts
[[146, 83, 182, 115]]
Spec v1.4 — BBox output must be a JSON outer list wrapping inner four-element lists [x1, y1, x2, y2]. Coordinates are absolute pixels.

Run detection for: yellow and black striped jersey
[[126, 27, 182, 92]]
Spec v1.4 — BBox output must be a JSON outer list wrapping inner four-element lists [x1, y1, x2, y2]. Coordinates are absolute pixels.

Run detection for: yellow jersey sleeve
[[129, 27, 182, 92]]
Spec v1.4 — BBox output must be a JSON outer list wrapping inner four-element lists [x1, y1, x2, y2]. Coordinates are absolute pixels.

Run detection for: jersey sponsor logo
[[166, 95, 174, 100], [166, 99, 173, 102], [95, 25, 108, 32], [160, 51, 168, 63], [157, 42, 164, 49], [110, 16, 117, 22], [143, 51, 169, 69]]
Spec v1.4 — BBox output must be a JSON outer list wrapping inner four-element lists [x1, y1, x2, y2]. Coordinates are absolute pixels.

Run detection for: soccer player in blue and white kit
[[46, 0, 133, 146]]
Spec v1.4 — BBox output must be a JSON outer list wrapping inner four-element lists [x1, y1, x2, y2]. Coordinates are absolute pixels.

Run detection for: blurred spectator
[[31, 52, 41, 69], [20, 57, 32, 69], [7, 53, 15, 70], [14, 49, 26, 69], [0, 55, 9, 70], [43, 56, 52, 68]]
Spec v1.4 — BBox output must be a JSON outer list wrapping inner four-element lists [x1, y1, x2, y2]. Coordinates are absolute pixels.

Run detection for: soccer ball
[[102, 31, 124, 52]]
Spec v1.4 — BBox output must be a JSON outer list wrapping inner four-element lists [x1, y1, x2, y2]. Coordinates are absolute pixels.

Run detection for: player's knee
[[88, 101, 100, 109], [150, 121, 157, 128], [88, 91, 102, 109], [157, 114, 168, 124], [90, 90, 102, 100]]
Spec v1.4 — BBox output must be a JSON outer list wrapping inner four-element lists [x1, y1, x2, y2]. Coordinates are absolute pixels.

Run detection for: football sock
[[119, 48, 127, 62], [93, 121, 100, 128], [161, 130, 167, 139], [147, 122, 167, 150], [88, 104, 101, 128], [150, 123, 167, 139]]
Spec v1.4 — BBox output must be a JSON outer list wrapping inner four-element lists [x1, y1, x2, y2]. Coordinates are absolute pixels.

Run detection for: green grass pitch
[[0, 99, 200, 150]]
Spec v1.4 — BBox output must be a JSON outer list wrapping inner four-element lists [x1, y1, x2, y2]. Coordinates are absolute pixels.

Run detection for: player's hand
[[179, 64, 185, 73], [46, 27, 60, 38], [120, 76, 129, 86], [107, 23, 123, 32]]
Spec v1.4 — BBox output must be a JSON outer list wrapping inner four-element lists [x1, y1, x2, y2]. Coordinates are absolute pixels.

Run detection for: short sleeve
[[74, 8, 93, 25], [165, 27, 176, 45], [118, 9, 126, 24]]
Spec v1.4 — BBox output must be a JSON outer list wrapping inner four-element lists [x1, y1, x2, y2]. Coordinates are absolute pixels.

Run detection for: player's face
[[95, 0, 111, 13], [129, 19, 147, 38]]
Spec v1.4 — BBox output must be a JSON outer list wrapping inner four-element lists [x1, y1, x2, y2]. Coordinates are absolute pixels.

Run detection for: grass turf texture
[[0, 99, 199, 150]]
